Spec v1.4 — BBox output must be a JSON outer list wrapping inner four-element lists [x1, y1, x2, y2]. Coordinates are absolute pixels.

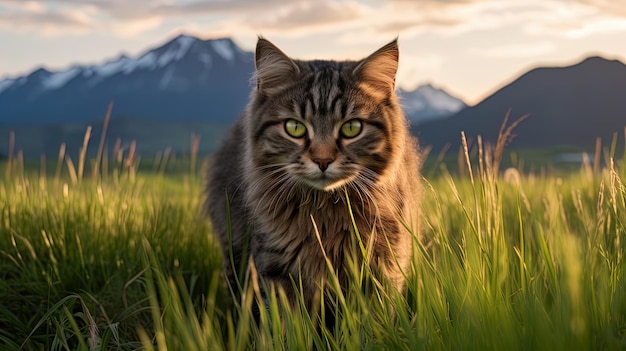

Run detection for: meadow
[[1, 133, 625, 350]]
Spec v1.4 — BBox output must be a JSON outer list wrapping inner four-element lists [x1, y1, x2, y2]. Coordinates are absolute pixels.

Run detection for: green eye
[[285, 119, 307, 138], [340, 119, 362, 138]]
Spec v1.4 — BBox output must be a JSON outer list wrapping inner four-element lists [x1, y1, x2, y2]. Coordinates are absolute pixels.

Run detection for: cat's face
[[247, 39, 402, 192]]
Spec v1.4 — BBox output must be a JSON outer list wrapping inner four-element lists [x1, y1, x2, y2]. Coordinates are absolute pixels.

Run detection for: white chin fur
[[303, 179, 345, 191], [302, 173, 356, 192], [299, 165, 356, 191]]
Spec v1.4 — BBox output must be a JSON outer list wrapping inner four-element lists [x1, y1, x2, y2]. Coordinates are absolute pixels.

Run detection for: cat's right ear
[[353, 39, 399, 100], [255, 38, 300, 95]]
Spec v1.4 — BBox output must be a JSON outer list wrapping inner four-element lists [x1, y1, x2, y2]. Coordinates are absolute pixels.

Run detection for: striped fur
[[205, 38, 422, 310]]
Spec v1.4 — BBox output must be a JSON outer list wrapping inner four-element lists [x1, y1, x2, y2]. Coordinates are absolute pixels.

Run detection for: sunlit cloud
[[572, 0, 626, 17], [515, 1, 626, 38], [242, 1, 364, 32], [0, 1, 93, 35], [469, 41, 557, 59], [107, 17, 164, 38], [559, 18, 626, 38], [357, 1, 564, 39], [3, 0, 626, 41]]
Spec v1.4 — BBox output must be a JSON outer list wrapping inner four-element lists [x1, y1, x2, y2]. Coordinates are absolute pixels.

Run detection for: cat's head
[[245, 38, 406, 192]]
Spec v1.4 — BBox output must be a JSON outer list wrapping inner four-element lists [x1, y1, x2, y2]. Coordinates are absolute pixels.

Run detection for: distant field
[[1, 145, 625, 350], [0, 118, 229, 160]]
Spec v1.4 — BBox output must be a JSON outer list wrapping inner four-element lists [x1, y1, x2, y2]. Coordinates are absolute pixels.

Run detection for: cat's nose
[[313, 157, 334, 172]]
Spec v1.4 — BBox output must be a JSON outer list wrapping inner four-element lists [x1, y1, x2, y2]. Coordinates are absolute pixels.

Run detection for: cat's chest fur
[[246, 181, 360, 276]]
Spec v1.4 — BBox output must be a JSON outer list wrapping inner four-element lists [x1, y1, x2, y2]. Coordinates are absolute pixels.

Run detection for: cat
[[204, 37, 422, 315]]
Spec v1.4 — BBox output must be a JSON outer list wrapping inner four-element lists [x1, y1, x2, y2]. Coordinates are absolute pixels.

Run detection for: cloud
[[469, 41, 557, 59], [377, 17, 462, 33], [0, 1, 131, 35], [0, 1, 169, 37], [3, 0, 626, 41], [109, 17, 164, 37], [540, 18, 626, 38], [520, 1, 626, 38], [0, 0, 368, 38], [572, 0, 626, 17], [386, 0, 482, 7], [151, 0, 288, 17], [0, 0, 545, 41], [241, 1, 363, 32], [0, 11, 87, 30], [365, 1, 553, 38], [155, 0, 373, 39], [377, 0, 626, 39]]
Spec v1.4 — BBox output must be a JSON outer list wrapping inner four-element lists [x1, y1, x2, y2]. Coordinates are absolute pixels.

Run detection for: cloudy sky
[[1, 0, 626, 104]]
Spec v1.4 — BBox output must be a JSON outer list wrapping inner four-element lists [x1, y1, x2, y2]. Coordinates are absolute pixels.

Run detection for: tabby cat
[[205, 37, 422, 311]]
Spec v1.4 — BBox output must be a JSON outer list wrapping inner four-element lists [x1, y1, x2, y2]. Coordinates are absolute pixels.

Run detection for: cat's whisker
[[229, 161, 291, 202], [249, 170, 283, 210], [255, 162, 291, 169], [268, 175, 296, 219], [350, 172, 382, 227], [299, 185, 314, 208], [255, 172, 292, 217]]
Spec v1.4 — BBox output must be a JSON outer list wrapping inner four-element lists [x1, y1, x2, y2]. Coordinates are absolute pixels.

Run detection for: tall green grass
[[1, 129, 625, 350], [1, 139, 220, 350]]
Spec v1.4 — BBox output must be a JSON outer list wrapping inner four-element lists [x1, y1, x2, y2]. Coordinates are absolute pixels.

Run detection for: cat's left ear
[[353, 39, 399, 99]]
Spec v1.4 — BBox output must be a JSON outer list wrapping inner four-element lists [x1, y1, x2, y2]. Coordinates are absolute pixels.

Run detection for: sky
[[1, 0, 626, 105]]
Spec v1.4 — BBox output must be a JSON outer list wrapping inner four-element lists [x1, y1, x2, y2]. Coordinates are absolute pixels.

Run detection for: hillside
[[415, 56, 626, 151]]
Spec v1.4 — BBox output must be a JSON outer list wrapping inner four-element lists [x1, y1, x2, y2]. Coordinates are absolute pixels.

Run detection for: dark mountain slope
[[415, 56, 626, 150]]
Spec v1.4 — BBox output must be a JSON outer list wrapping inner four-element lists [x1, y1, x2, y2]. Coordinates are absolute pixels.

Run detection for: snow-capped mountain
[[398, 84, 467, 124], [0, 34, 468, 158], [0, 34, 468, 127], [0, 34, 254, 125]]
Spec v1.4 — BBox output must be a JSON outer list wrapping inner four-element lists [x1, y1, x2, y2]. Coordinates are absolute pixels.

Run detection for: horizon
[[1, 1, 626, 105]]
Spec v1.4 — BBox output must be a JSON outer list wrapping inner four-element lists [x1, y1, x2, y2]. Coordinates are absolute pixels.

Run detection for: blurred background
[[1, 0, 625, 164]]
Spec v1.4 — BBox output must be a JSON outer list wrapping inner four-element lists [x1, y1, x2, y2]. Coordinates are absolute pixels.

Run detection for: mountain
[[0, 34, 466, 158], [0, 36, 466, 128], [398, 84, 467, 124], [414, 56, 626, 151], [0, 34, 254, 125]]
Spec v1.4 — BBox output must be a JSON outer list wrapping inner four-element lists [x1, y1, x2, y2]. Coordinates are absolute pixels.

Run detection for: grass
[[1, 131, 626, 350]]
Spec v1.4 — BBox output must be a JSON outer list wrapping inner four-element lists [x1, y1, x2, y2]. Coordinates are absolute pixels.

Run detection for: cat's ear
[[255, 38, 300, 95], [353, 39, 399, 99]]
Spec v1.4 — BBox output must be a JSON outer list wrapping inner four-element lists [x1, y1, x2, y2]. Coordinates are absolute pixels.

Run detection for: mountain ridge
[[414, 55, 626, 151], [0, 34, 466, 158], [0, 34, 254, 125], [0, 34, 463, 126]]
